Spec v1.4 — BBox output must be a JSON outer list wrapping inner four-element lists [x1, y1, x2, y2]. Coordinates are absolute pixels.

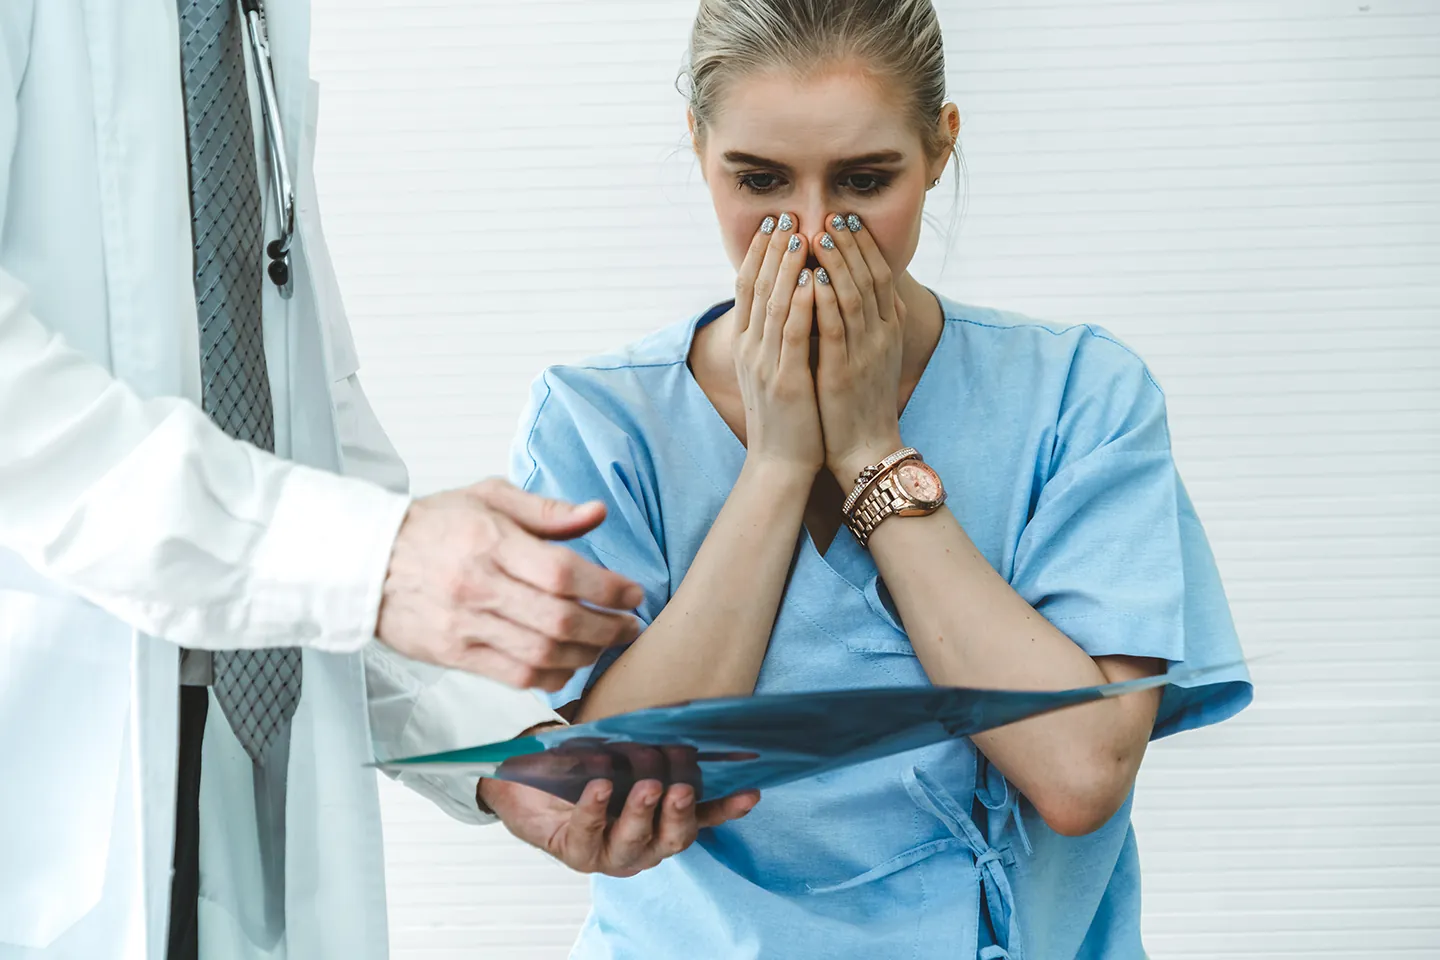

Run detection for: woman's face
[[694, 63, 951, 276]]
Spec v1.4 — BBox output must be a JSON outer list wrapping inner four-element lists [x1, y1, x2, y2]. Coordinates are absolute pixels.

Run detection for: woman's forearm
[[576, 459, 812, 722], [867, 509, 1163, 837]]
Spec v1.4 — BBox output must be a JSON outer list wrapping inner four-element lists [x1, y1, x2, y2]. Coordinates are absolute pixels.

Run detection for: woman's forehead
[[706, 66, 918, 162]]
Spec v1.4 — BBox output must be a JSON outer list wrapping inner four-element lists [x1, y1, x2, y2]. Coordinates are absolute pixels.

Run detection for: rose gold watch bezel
[[891, 461, 946, 515]]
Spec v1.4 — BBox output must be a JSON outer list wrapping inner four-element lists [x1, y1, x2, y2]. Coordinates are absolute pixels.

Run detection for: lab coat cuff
[[400, 669, 564, 825], [254, 466, 411, 652]]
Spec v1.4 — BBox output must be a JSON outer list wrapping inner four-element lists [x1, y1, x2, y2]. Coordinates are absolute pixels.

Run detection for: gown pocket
[[0, 590, 132, 947]]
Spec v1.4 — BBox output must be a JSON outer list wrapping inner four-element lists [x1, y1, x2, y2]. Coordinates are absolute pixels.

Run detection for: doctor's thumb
[[472, 480, 608, 539]]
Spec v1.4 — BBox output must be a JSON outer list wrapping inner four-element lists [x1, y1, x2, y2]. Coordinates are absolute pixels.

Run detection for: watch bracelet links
[[841, 447, 921, 516], [845, 474, 910, 548], [842, 449, 925, 548]]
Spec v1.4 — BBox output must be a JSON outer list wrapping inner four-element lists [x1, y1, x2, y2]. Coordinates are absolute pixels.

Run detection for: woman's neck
[[895, 271, 946, 390]]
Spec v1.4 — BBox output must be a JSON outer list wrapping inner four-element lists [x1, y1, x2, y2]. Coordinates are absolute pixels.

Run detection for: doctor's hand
[[479, 774, 760, 879], [375, 480, 644, 691]]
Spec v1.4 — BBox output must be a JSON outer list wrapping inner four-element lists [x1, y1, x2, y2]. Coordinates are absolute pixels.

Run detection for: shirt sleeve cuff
[[251, 464, 411, 653]]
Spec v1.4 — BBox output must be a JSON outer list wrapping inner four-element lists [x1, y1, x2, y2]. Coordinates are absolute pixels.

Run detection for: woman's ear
[[929, 103, 962, 183], [688, 108, 710, 182]]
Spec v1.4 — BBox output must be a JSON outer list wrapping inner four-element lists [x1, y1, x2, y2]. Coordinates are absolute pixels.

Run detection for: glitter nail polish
[[788, 234, 802, 253], [816, 267, 830, 286], [778, 213, 794, 232], [830, 214, 846, 231], [819, 233, 835, 250], [760, 216, 776, 235], [847, 214, 863, 233], [798, 269, 811, 287]]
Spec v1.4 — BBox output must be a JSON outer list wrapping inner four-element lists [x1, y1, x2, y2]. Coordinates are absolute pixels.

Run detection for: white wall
[[308, 1, 1440, 956]]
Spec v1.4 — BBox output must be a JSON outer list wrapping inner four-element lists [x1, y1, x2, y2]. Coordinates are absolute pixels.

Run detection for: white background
[[308, 1, 1440, 956]]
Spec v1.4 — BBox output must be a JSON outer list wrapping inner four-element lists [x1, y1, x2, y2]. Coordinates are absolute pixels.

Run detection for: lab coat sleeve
[[330, 360, 562, 824], [0, 23, 411, 654]]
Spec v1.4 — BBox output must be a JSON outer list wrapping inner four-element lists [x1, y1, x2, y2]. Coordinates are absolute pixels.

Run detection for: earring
[[930, 177, 942, 188]]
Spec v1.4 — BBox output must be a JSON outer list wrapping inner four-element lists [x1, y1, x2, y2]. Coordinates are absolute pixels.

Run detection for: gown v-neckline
[[679, 298, 952, 571]]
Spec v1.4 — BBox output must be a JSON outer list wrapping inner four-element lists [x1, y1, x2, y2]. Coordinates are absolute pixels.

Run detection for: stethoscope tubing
[[240, 0, 295, 298]]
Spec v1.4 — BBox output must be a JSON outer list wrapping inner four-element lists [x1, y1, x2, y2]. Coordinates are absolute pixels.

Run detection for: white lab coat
[[0, 3, 558, 958]]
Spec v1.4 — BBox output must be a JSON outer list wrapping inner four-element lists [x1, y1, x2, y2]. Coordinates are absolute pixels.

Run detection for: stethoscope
[[240, 0, 295, 298]]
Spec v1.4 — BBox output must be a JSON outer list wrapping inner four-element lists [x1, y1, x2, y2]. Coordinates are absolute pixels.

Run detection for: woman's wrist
[[740, 452, 820, 494], [829, 431, 906, 487]]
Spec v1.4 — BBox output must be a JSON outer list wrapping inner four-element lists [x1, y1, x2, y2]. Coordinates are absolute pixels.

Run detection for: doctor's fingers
[[460, 610, 606, 672], [446, 643, 575, 692], [469, 479, 609, 542], [695, 789, 761, 829], [602, 779, 666, 871], [471, 569, 641, 651], [647, 785, 702, 862], [492, 524, 645, 612]]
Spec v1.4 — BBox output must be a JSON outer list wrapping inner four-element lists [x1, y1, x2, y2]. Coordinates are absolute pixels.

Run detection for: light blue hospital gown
[[510, 295, 1253, 959]]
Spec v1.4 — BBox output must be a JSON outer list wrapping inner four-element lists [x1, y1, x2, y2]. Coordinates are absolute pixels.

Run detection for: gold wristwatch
[[842, 449, 947, 548]]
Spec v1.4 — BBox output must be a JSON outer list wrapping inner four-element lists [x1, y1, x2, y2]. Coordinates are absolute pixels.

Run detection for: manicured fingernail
[[760, 216, 776, 235], [777, 212, 794, 232], [797, 269, 811, 287], [830, 214, 846, 231], [847, 214, 863, 233], [815, 267, 830, 285], [787, 234, 802, 253], [819, 233, 835, 250]]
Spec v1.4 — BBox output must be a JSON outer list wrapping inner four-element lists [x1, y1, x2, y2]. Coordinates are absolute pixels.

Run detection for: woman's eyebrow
[[722, 151, 793, 171], [832, 150, 906, 167], [721, 149, 907, 169]]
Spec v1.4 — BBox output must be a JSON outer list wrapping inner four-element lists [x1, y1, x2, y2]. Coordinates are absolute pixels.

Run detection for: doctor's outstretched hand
[[478, 740, 761, 878], [375, 479, 644, 691]]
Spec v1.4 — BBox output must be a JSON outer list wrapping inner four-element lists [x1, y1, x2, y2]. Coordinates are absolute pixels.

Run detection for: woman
[[509, 1, 1251, 956]]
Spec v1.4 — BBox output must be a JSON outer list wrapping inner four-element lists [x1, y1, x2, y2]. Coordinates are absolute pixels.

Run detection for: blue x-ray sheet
[[376, 667, 1219, 814]]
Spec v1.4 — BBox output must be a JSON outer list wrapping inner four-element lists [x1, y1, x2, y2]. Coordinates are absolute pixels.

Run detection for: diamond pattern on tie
[[179, 0, 300, 765]]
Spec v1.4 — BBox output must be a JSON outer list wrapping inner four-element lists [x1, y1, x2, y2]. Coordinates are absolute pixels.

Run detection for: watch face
[[895, 462, 942, 503]]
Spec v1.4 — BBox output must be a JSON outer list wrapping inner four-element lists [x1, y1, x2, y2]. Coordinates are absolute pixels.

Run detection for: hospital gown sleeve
[[1008, 332, 1252, 738], [0, 17, 408, 655], [509, 369, 671, 712], [334, 382, 563, 825]]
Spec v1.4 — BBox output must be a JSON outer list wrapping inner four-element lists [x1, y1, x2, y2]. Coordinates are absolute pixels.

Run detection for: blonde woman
[[505, 1, 1251, 955]]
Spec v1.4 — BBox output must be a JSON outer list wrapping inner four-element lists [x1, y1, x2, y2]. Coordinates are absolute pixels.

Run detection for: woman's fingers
[[812, 259, 846, 360], [747, 213, 797, 342], [812, 227, 867, 345], [846, 216, 897, 322], [732, 217, 775, 337], [823, 213, 882, 327], [780, 266, 817, 373], [765, 230, 809, 364]]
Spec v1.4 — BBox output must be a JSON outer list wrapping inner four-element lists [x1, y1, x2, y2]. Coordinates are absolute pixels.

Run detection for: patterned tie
[[178, 0, 301, 765]]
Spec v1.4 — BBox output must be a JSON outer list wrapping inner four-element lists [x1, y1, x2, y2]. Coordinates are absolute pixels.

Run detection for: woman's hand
[[810, 213, 908, 485], [731, 213, 824, 478]]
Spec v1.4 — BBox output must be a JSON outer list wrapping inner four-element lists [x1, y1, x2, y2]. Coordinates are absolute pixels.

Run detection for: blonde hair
[[682, 0, 954, 160]]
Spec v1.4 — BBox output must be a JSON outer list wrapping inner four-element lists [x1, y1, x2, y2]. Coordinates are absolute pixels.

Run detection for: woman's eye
[[843, 173, 889, 194], [738, 172, 782, 193]]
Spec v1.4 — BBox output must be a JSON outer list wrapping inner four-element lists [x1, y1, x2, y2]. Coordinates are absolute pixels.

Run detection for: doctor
[[0, 2, 756, 959]]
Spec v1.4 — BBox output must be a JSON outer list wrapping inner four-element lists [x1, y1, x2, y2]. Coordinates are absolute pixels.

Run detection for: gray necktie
[[178, 0, 301, 765]]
